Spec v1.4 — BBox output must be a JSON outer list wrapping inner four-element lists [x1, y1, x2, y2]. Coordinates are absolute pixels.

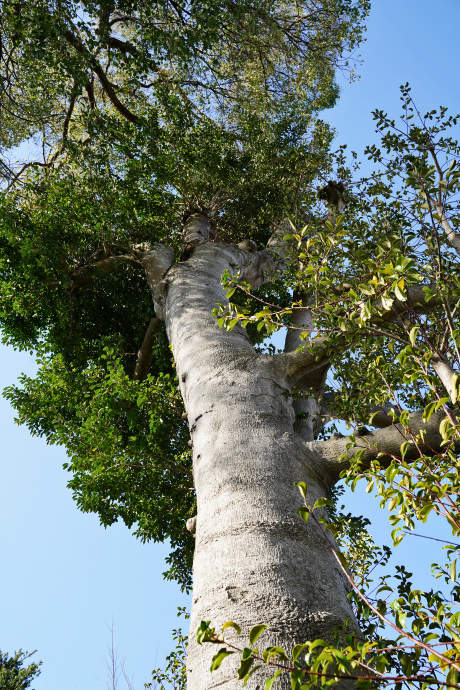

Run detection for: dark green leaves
[[210, 648, 235, 672]]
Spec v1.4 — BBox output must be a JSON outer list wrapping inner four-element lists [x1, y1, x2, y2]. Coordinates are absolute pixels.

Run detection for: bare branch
[[432, 354, 458, 403], [270, 333, 336, 386], [72, 254, 141, 286], [140, 244, 175, 293], [63, 28, 139, 124], [133, 317, 163, 381]]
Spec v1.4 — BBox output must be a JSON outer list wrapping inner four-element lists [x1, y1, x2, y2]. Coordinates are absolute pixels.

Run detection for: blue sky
[[1, 1, 460, 688]]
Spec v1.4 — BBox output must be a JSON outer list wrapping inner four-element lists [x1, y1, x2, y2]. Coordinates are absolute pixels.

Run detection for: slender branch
[[133, 317, 163, 381], [63, 28, 139, 124], [72, 254, 141, 286], [305, 502, 460, 674]]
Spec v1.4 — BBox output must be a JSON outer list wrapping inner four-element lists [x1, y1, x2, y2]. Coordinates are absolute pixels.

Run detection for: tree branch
[[436, 203, 460, 257], [270, 285, 444, 387], [63, 28, 139, 124], [140, 244, 175, 293], [270, 333, 336, 386], [321, 392, 400, 428], [432, 354, 458, 403], [72, 254, 141, 286], [315, 409, 458, 483], [133, 317, 163, 381]]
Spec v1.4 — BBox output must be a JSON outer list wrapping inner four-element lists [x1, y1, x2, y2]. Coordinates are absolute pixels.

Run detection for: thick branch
[[182, 212, 211, 247], [234, 220, 297, 290], [141, 244, 175, 293], [72, 253, 141, 286], [315, 409, 458, 483], [321, 392, 400, 428], [271, 285, 444, 387], [283, 293, 329, 440], [141, 244, 175, 319], [270, 333, 336, 386], [133, 317, 163, 381]]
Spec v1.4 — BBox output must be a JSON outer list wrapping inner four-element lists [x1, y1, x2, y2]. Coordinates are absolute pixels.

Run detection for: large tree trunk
[[156, 242, 359, 690]]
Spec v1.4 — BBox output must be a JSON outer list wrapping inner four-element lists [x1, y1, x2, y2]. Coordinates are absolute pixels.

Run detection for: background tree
[[0, 650, 41, 690]]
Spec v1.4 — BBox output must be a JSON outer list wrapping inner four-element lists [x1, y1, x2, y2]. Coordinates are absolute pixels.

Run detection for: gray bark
[[431, 354, 458, 403], [139, 233, 452, 690], [284, 296, 328, 441], [317, 409, 458, 480], [436, 203, 460, 257], [143, 241, 360, 690]]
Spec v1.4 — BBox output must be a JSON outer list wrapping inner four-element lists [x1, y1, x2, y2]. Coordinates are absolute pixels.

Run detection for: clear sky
[[1, 1, 460, 688]]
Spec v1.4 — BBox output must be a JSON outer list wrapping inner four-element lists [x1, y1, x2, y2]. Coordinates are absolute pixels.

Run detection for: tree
[[0, 650, 41, 690], [2, 1, 460, 689], [193, 91, 460, 688]]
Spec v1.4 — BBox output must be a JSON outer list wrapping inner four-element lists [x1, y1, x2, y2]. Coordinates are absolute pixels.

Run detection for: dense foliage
[[0, 0, 369, 589]]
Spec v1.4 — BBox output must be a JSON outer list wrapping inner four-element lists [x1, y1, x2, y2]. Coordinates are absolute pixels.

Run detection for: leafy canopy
[[0, 0, 369, 589]]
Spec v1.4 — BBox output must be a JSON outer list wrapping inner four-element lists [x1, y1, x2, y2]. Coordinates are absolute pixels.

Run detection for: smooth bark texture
[[284, 296, 328, 441], [431, 355, 458, 403], [436, 203, 460, 257], [144, 241, 359, 690], [139, 233, 453, 690], [316, 409, 457, 478]]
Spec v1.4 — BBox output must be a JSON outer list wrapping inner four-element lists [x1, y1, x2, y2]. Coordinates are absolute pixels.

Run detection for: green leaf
[[210, 648, 235, 672], [237, 655, 254, 680], [380, 293, 394, 310], [295, 482, 307, 500], [263, 646, 290, 663], [249, 625, 269, 646], [450, 558, 457, 582], [313, 497, 334, 510], [292, 644, 308, 662], [197, 621, 215, 645], [222, 621, 241, 636], [451, 373, 460, 402], [423, 401, 436, 423], [296, 507, 310, 523], [335, 551, 348, 570], [394, 278, 407, 301], [446, 668, 458, 687], [265, 669, 283, 690], [400, 441, 410, 460], [409, 326, 419, 345], [243, 665, 263, 686], [290, 669, 305, 690]]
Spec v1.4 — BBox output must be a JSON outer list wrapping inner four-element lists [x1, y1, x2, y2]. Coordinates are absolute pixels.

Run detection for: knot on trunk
[[318, 181, 348, 214], [186, 515, 197, 534]]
